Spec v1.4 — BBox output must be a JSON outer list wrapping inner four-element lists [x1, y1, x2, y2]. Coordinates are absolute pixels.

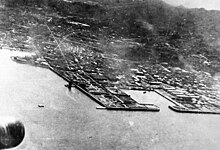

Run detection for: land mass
[[1, 0, 220, 113]]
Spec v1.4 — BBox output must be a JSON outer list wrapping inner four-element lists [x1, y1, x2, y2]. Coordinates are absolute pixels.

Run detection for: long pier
[[48, 65, 160, 112]]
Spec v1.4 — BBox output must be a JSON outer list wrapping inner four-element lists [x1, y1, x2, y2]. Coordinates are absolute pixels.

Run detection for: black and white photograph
[[0, 0, 220, 149]]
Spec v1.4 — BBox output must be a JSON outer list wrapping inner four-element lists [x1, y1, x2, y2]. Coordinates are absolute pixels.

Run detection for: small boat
[[11, 56, 27, 64]]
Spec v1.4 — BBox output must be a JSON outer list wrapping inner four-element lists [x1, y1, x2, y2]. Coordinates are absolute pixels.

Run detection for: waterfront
[[1, 1, 220, 113], [1, 49, 220, 149], [1, 1, 220, 149]]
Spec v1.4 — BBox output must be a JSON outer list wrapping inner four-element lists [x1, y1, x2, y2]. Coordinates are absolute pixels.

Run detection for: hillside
[[2, 0, 220, 73], [42, 0, 220, 73], [2, 0, 220, 112]]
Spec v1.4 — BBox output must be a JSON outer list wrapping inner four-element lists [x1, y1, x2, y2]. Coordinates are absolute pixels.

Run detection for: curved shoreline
[[10, 56, 49, 69]]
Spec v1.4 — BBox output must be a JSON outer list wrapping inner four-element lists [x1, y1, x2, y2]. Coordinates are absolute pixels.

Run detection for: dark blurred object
[[0, 118, 25, 149]]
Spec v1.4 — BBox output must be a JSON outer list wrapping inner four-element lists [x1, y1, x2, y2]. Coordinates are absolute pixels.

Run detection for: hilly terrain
[[6, 0, 219, 74], [2, 0, 220, 112]]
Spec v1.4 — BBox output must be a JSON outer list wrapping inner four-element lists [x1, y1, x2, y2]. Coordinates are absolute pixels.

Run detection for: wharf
[[48, 65, 160, 111]]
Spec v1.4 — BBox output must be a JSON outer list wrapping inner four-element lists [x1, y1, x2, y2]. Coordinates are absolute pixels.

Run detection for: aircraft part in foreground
[[0, 117, 25, 149]]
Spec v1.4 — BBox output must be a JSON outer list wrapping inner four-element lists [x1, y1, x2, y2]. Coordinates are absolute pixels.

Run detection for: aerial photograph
[[0, 0, 220, 149]]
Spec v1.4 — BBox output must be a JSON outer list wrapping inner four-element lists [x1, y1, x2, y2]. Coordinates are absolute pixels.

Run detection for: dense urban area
[[1, 0, 220, 113]]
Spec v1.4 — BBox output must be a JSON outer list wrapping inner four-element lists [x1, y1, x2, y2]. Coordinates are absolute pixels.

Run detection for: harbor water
[[1, 49, 220, 150]]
